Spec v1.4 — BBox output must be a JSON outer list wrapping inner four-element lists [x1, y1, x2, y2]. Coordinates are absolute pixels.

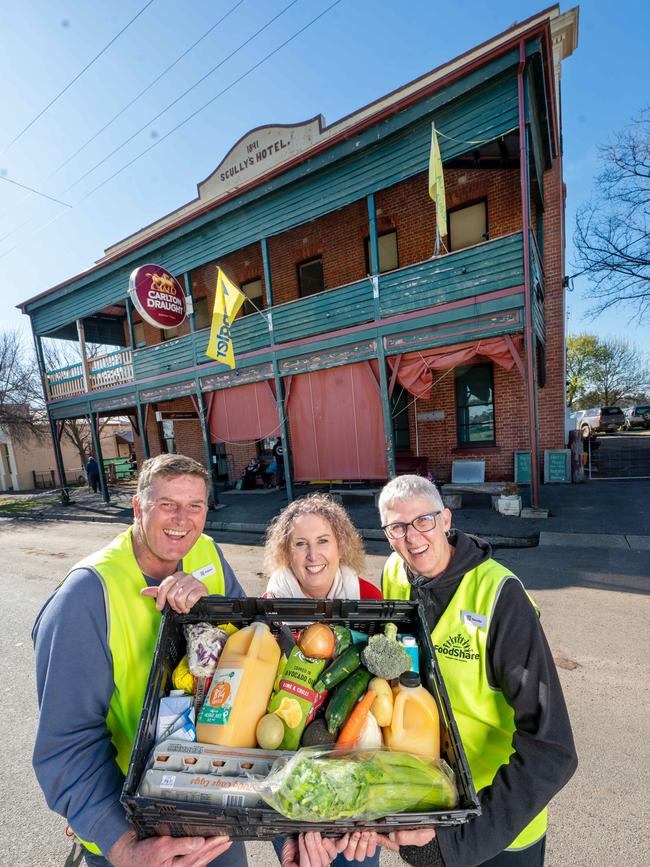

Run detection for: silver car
[[624, 404, 650, 430], [580, 406, 625, 438]]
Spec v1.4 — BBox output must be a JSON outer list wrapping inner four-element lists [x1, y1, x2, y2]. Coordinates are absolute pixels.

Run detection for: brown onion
[[298, 623, 336, 659]]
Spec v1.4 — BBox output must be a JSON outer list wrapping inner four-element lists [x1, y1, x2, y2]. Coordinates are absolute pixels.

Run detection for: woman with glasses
[[375, 475, 577, 867]]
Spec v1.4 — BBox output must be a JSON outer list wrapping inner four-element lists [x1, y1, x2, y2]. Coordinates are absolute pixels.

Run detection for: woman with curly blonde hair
[[264, 493, 382, 600]]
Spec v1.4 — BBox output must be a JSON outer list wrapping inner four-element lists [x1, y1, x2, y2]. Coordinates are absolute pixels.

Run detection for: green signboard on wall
[[514, 450, 532, 484], [544, 449, 571, 483]]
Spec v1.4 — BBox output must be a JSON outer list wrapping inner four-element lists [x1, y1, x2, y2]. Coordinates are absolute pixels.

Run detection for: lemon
[[275, 697, 303, 729], [256, 713, 285, 749]]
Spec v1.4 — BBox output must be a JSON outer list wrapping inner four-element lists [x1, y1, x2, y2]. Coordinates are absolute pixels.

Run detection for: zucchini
[[325, 667, 372, 734], [314, 643, 365, 693], [332, 625, 352, 656]]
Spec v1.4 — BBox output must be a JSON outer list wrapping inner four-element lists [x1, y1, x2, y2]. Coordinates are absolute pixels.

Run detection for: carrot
[[335, 689, 376, 748]]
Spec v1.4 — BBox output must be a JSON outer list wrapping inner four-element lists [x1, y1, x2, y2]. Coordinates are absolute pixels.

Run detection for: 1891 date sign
[[129, 264, 187, 329]]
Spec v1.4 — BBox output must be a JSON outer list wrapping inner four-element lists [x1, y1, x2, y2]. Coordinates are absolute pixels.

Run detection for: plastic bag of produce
[[254, 747, 458, 821], [184, 623, 229, 676]]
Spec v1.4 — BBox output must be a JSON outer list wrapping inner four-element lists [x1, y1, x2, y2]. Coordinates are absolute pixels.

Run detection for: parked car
[[579, 406, 625, 438], [624, 404, 650, 430]]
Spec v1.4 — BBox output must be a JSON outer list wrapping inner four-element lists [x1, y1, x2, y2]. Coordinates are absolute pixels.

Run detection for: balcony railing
[[46, 348, 133, 400], [46, 233, 525, 400]]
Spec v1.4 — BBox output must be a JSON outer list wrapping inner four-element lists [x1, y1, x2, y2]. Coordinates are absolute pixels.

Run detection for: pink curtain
[[287, 362, 387, 481], [209, 380, 279, 442], [389, 335, 524, 399]]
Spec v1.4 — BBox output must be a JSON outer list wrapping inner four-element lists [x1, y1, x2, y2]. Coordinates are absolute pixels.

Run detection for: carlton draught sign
[[129, 264, 187, 329]]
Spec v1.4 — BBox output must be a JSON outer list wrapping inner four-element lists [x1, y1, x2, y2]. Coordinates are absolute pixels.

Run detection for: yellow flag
[[205, 268, 246, 367], [428, 122, 447, 239]]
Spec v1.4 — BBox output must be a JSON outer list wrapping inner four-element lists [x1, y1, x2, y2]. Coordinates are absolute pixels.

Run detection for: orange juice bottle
[[383, 671, 440, 759], [196, 622, 281, 748]]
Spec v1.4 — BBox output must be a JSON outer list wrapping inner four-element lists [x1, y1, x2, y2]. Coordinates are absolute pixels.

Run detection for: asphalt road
[[2, 518, 648, 866]]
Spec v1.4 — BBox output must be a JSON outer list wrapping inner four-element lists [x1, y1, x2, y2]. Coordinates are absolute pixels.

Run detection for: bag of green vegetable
[[267, 646, 327, 749], [255, 747, 458, 821]]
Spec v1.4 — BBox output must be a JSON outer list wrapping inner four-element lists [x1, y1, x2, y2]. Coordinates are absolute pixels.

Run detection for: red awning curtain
[[286, 362, 387, 482], [208, 380, 279, 442], [388, 335, 525, 399]]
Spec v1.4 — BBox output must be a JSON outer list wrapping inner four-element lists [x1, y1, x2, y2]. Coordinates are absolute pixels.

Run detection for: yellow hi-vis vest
[[66, 526, 226, 854], [382, 551, 547, 851]]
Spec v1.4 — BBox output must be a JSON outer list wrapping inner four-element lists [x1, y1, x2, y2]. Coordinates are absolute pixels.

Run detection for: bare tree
[[0, 329, 48, 440], [1, 329, 117, 467], [573, 108, 650, 321]]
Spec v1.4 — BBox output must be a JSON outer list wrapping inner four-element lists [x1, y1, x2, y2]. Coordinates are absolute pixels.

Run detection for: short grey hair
[[136, 453, 209, 503], [378, 474, 444, 524]]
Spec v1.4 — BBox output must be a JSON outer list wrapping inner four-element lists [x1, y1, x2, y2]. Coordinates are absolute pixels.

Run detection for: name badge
[[193, 563, 216, 581], [461, 610, 488, 629]]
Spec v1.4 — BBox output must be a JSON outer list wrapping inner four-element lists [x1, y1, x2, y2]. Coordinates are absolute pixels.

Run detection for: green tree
[[567, 334, 649, 409], [566, 334, 599, 407]]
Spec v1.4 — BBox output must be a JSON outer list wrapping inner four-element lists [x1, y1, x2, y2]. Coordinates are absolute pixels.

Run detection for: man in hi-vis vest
[[375, 475, 576, 867], [33, 454, 248, 867]]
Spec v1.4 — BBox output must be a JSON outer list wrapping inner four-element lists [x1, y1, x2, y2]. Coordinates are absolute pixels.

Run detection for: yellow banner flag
[[428, 122, 447, 240], [205, 268, 246, 367]]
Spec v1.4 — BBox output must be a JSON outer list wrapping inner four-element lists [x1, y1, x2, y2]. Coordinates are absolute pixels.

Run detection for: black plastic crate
[[122, 597, 480, 840]]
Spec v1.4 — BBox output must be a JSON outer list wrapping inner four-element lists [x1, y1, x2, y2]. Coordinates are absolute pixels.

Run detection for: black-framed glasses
[[382, 512, 442, 540]]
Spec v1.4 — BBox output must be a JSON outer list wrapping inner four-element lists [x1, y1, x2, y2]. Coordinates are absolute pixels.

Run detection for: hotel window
[[160, 326, 179, 341], [365, 230, 399, 273], [455, 364, 495, 446], [448, 200, 488, 252], [240, 278, 264, 317], [298, 257, 325, 297], [133, 322, 146, 347], [193, 296, 210, 330]]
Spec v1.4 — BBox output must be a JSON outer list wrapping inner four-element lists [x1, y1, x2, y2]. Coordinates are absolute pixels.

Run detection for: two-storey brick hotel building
[[19, 6, 578, 507]]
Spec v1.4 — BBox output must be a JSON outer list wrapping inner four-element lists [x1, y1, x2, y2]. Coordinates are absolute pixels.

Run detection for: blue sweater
[[32, 539, 245, 856]]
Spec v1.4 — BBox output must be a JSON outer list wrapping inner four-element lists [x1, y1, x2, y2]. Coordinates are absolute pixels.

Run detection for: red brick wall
[[403, 362, 529, 483]]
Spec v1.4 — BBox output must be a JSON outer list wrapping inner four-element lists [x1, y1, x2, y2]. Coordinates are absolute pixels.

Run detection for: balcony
[[46, 348, 134, 400], [46, 232, 525, 400]]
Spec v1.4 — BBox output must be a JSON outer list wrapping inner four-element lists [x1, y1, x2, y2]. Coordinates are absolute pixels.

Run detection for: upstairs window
[[133, 322, 146, 347], [240, 278, 264, 317], [160, 326, 179, 341], [455, 363, 495, 446], [298, 257, 325, 297], [365, 230, 399, 273], [448, 200, 488, 252], [193, 296, 210, 330]]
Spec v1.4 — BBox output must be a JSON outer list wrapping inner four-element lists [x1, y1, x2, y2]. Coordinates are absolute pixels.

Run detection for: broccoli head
[[361, 622, 412, 680]]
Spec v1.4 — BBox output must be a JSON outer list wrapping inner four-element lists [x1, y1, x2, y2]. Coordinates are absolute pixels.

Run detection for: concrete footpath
[[1, 477, 649, 550]]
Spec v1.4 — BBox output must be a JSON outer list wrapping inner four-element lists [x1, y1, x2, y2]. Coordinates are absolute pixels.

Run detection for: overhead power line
[[82, 0, 344, 199], [0, 0, 156, 157], [50, 0, 246, 179], [0, 175, 71, 207], [0, 0, 345, 261], [63, 0, 301, 195]]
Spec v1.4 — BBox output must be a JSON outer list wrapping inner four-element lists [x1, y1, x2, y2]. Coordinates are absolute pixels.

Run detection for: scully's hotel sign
[[200, 117, 324, 201], [129, 264, 187, 329]]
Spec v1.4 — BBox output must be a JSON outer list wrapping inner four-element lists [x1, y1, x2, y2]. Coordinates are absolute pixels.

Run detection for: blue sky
[[1, 0, 648, 347]]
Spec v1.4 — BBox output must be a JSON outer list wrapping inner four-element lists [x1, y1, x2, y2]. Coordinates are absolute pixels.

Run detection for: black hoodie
[[397, 530, 577, 867]]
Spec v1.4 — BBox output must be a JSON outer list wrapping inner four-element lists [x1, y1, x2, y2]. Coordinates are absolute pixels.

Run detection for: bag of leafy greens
[[253, 747, 458, 821]]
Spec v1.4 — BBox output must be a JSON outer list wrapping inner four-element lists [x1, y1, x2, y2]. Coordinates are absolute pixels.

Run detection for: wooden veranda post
[[262, 236, 294, 501]]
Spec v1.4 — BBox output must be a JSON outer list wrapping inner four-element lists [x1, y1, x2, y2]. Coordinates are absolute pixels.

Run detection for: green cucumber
[[325, 667, 372, 734], [314, 643, 365, 693]]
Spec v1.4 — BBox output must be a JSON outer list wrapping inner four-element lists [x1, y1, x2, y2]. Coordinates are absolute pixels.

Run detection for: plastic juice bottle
[[196, 622, 281, 748], [383, 671, 440, 759]]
